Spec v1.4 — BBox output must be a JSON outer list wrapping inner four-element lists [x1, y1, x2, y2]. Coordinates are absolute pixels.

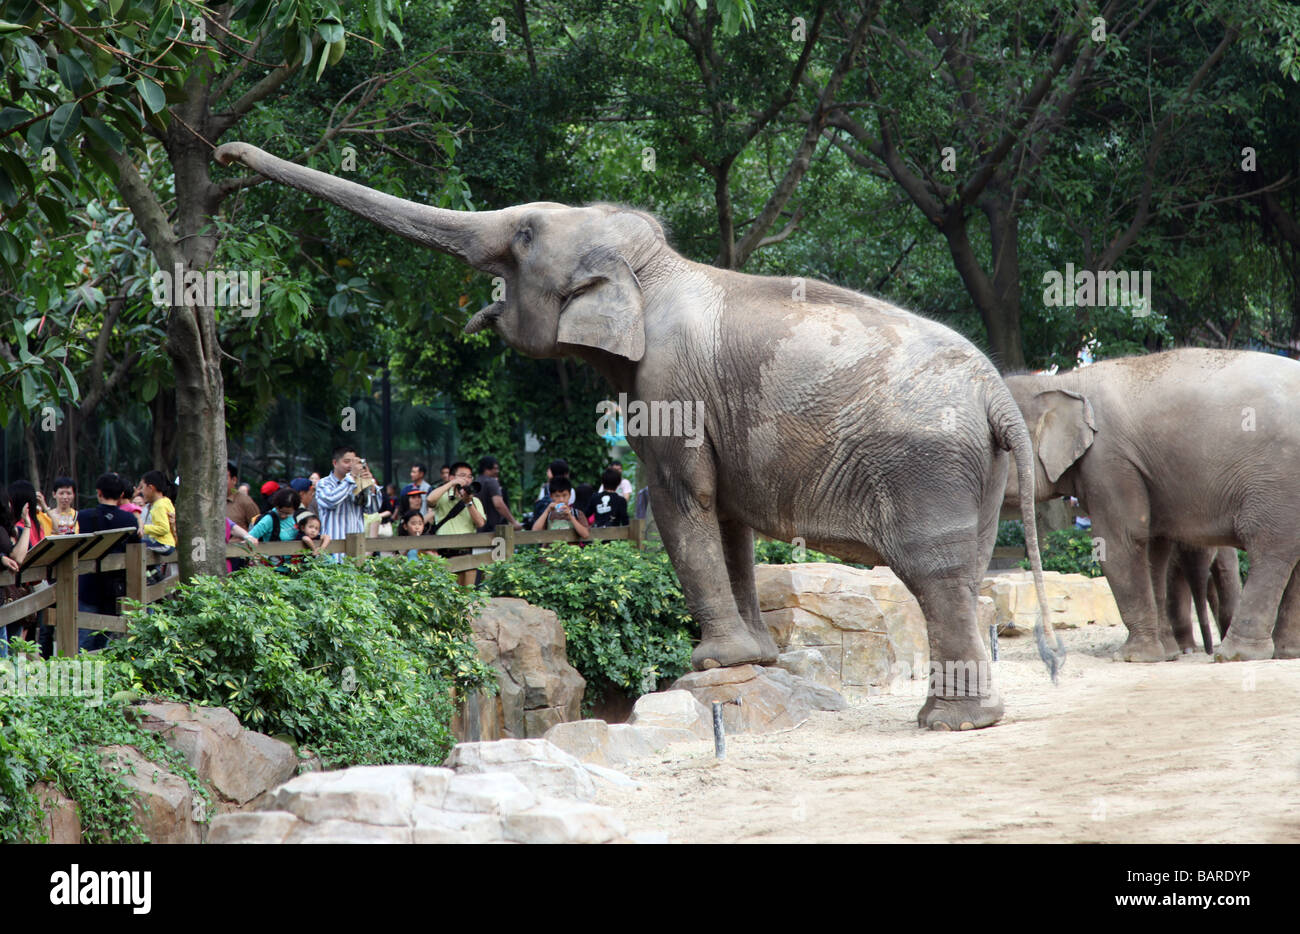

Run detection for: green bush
[[1019, 527, 1103, 577], [106, 557, 495, 768], [0, 640, 210, 843], [483, 542, 697, 704], [996, 520, 1025, 547], [753, 538, 870, 567]]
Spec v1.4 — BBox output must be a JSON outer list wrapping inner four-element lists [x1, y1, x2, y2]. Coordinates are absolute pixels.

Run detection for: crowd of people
[[0, 446, 638, 657]]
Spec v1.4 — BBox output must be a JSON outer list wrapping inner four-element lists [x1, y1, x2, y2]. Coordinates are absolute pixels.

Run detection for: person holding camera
[[428, 461, 485, 585], [531, 476, 590, 541], [315, 445, 382, 561]]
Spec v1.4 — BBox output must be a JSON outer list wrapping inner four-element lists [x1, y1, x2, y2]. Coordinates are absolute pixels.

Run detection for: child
[[138, 470, 177, 584], [295, 510, 331, 558], [530, 476, 590, 541], [395, 509, 431, 560]]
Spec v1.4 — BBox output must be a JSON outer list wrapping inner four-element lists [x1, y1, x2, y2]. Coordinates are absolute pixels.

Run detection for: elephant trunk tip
[[464, 301, 503, 335]]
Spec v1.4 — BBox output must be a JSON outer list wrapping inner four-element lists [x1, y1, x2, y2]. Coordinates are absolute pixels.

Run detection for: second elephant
[[1166, 544, 1240, 655]]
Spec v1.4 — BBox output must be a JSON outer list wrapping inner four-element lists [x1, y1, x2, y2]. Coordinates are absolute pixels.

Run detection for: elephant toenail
[[959, 721, 975, 730], [931, 722, 952, 731]]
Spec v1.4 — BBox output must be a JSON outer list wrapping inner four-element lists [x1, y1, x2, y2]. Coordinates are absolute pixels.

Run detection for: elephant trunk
[[212, 142, 512, 272]]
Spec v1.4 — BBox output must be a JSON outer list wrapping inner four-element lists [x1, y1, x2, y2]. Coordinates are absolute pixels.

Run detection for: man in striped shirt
[[315, 445, 381, 559]]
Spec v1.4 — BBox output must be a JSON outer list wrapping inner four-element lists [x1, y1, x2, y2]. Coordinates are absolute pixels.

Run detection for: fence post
[[495, 522, 514, 561], [125, 542, 147, 609], [53, 551, 79, 658], [629, 518, 646, 550], [345, 531, 367, 564]]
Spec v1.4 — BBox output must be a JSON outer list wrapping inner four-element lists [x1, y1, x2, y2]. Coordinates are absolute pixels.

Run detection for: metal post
[[712, 701, 726, 760], [989, 624, 999, 661]]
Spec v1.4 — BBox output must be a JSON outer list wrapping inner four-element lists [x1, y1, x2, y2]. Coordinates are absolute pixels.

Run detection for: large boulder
[[627, 690, 713, 740], [99, 745, 202, 844], [668, 665, 845, 734], [32, 782, 80, 844], [756, 563, 996, 697], [210, 746, 634, 844], [458, 598, 586, 740], [542, 719, 698, 767], [980, 571, 1122, 632], [135, 702, 297, 809], [444, 739, 596, 801]]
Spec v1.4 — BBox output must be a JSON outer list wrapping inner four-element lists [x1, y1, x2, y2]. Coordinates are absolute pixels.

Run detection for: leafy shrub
[[996, 520, 1025, 547], [752, 538, 871, 567], [483, 542, 697, 703], [106, 557, 495, 768], [1019, 527, 1102, 577], [0, 640, 210, 843]]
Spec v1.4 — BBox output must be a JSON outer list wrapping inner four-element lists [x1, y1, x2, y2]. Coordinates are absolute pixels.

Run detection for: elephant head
[[212, 142, 667, 362], [1003, 380, 1097, 502]]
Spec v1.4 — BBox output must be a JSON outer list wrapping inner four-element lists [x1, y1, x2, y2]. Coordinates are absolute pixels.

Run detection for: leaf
[[48, 102, 80, 142], [135, 78, 166, 114], [0, 230, 21, 265], [0, 106, 31, 133], [83, 116, 124, 153], [56, 53, 86, 94]]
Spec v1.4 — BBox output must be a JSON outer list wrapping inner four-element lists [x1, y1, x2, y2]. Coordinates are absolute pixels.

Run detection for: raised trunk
[[213, 143, 514, 272]]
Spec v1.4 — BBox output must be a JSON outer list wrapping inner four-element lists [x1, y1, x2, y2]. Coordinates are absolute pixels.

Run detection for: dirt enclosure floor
[[596, 620, 1300, 843]]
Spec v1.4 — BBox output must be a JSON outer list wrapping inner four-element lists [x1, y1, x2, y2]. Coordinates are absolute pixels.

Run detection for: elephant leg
[[1166, 561, 1197, 653], [1209, 547, 1241, 637], [1184, 547, 1216, 655], [903, 572, 1001, 731], [1271, 566, 1300, 659], [718, 517, 779, 663], [648, 476, 766, 670], [1215, 547, 1298, 662], [1149, 538, 1182, 657], [1103, 535, 1178, 662]]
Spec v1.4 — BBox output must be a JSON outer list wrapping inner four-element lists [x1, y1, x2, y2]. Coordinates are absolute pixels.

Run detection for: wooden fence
[[0, 520, 647, 657]]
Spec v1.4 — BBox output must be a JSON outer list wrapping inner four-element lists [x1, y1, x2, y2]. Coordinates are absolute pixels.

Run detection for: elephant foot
[[1119, 635, 1179, 663], [750, 625, 780, 665], [1214, 632, 1274, 662], [692, 630, 769, 670], [917, 693, 1003, 731], [1273, 641, 1300, 660]]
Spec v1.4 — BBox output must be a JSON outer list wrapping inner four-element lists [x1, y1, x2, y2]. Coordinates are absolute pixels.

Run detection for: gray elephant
[[214, 142, 1063, 730], [1003, 349, 1300, 662], [1166, 544, 1240, 655]]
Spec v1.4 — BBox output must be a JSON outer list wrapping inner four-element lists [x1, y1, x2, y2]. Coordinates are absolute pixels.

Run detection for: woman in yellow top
[[35, 476, 80, 535]]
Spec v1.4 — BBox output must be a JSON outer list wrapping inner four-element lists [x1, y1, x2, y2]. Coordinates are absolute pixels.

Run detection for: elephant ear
[[556, 249, 645, 362], [1032, 389, 1097, 483]]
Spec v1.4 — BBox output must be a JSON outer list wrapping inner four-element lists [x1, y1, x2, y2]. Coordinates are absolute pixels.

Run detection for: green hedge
[[483, 542, 697, 704], [106, 557, 495, 768], [1019, 527, 1103, 577], [0, 642, 210, 843]]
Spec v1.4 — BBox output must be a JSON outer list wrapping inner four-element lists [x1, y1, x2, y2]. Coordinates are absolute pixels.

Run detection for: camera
[[455, 480, 482, 496]]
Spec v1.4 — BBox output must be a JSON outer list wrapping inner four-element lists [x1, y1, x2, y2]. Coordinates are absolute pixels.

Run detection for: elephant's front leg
[[1215, 549, 1297, 661], [649, 478, 769, 669], [1101, 534, 1179, 662], [718, 517, 779, 663]]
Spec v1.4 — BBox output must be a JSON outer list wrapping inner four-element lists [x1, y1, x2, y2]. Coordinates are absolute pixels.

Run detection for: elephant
[[213, 141, 1064, 730], [1003, 349, 1300, 663], [1166, 544, 1240, 655]]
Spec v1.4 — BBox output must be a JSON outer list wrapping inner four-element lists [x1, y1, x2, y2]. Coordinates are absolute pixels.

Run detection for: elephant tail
[[989, 389, 1067, 683]]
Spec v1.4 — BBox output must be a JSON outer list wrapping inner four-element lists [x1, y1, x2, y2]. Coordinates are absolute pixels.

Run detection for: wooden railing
[[0, 520, 646, 657]]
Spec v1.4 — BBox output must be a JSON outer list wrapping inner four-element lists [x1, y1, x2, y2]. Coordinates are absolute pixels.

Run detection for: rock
[[99, 745, 202, 844], [442, 772, 537, 815], [755, 564, 929, 698], [32, 782, 80, 844], [774, 648, 839, 689], [629, 830, 670, 844], [542, 719, 698, 767], [136, 702, 297, 807], [668, 665, 845, 734], [285, 819, 413, 844], [265, 765, 452, 826], [207, 811, 301, 844], [627, 690, 713, 740], [461, 598, 587, 740], [503, 801, 627, 844], [445, 739, 596, 802], [980, 571, 1122, 633], [583, 763, 642, 789], [413, 811, 504, 845]]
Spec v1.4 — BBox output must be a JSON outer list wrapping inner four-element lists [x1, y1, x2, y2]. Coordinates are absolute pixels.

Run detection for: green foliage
[[105, 558, 495, 767], [0, 640, 210, 843], [483, 542, 697, 703], [753, 538, 847, 565], [1020, 527, 1102, 578], [997, 520, 1025, 547]]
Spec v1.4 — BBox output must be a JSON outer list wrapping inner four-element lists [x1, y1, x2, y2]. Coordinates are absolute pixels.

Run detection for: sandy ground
[[595, 621, 1300, 843]]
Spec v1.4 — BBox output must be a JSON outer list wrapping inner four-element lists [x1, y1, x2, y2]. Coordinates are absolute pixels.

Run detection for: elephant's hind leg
[[1216, 548, 1297, 662], [1272, 566, 1300, 659], [718, 517, 779, 663], [899, 570, 1002, 731]]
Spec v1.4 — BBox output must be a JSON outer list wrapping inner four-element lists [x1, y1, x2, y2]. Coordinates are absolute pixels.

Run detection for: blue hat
[[400, 484, 423, 497], [289, 477, 313, 492]]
